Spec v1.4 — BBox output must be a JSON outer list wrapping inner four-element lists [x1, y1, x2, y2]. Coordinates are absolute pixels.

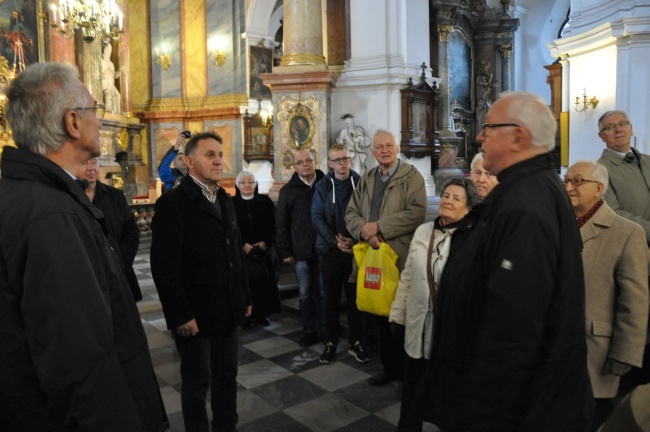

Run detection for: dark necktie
[[624, 152, 636, 164]]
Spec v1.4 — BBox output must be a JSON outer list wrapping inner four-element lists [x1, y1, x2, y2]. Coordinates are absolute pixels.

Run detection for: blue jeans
[[294, 259, 321, 335], [174, 328, 239, 432]]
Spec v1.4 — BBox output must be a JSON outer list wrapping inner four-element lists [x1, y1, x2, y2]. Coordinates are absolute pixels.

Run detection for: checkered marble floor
[[134, 233, 439, 432]]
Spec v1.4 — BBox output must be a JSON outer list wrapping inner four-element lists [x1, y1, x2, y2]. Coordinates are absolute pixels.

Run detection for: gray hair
[[372, 129, 400, 150], [236, 170, 257, 189], [498, 91, 557, 151], [440, 176, 480, 209], [6, 62, 88, 155], [470, 152, 484, 170], [598, 110, 630, 132], [570, 160, 609, 195]]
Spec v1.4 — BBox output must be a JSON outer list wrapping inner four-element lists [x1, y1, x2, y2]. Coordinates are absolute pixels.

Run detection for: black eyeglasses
[[329, 156, 351, 164], [480, 123, 520, 134], [600, 121, 631, 132], [71, 104, 105, 120], [562, 178, 599, 187]]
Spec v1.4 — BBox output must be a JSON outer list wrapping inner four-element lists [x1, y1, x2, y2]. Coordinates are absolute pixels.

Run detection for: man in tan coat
[[345, 129, 427, 395], [564, 160, 649, 431]]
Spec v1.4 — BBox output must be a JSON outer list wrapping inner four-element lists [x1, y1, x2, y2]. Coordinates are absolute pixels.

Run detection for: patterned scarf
[[577, 199, 604, 228]]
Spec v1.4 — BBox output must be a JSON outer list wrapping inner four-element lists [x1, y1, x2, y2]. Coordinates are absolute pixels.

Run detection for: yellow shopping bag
[[353, 242, 399, 317]]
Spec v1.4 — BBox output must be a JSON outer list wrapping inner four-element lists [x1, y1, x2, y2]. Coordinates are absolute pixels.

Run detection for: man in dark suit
[[151, 132, 251, 432], [78, 156, 142, 301]]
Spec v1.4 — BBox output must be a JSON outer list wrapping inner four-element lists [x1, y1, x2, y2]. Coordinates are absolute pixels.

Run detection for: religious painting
[[411, 101, 429, 144], [249, 45, 272, 99], [286, 113, 313, 148], [0, 0, 41, 75]]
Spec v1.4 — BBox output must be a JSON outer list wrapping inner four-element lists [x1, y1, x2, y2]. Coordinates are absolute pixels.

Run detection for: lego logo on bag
[[364, 267, 382, 290]]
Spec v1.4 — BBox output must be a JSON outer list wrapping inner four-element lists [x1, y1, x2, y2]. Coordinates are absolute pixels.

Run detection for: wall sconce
[[155, 45, 172, 71], [575, 88, 599, 112]]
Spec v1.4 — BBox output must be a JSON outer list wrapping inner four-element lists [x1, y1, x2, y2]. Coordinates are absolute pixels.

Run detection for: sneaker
[[348, 340, 371, 363], [298, 333, 318, 348], [319, 342, 337, 364]]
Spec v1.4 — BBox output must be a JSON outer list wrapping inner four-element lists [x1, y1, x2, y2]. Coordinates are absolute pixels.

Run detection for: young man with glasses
[[597, 110, 650, 390], [312, 144, 369, 364], [276, 149, 325, 347]]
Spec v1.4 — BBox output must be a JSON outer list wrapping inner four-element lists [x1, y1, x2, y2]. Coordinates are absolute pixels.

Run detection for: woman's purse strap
[[426, 226, 438, 312]]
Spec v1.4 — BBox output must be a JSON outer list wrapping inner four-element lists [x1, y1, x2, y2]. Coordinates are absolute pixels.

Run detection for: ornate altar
[[243, 98, 274, 163]]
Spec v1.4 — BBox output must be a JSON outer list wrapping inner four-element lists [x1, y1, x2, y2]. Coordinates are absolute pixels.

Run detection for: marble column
[[499, 43, 512, 92], [280, 0, 326, 67], [437, 24, 456, 138]]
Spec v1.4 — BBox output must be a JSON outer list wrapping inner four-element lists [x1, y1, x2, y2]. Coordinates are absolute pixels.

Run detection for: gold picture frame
[[286, 108, 313, 149]]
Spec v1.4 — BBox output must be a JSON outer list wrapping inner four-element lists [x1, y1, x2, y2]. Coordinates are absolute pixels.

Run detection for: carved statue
[[101, 43, 122, 114], [336, 113, 372, 175]]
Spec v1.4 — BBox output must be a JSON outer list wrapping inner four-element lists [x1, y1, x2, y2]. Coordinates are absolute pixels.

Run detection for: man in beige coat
[[565, 160, 649, 431], [345, 129, 427, 395]]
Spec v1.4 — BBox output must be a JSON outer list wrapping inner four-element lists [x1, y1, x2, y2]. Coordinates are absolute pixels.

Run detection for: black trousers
[[375, 314, 405, 379], [320, 254, 363, 345], [174, 327, 239, 432]]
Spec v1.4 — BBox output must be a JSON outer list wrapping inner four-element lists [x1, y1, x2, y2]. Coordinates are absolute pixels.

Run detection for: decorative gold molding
[[499, 43, 513, 59], [143, 94, 249, 112], [280, 53, 326, 67], [438, 25, 455, 43]]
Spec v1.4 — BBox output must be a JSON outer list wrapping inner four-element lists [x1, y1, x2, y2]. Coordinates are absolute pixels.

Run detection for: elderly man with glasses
[[564, 160, 648, 431], [276, 149, 325, 347], [597, 110, 650, 394], [429, 92, 593, 431], [596, 111, 650, 242], [346, 129, 427, 398], [0, 62, 167, 430]]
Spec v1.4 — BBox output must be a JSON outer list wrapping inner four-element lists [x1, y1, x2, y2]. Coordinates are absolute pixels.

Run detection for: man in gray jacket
[[597, 109, 650, 389]]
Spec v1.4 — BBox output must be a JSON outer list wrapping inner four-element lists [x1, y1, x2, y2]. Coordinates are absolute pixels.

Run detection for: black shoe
[[257, 317, 271, 327], [367, 371, 396, 386], [319, 342, 337, 364], [348, 340, 371, 363], [298, 333, 318, 347]]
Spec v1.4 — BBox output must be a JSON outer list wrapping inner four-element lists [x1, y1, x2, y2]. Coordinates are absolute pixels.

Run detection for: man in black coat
[[430, 92, 593, 431], [0, 62, 167, 431], [276, 149, 325, 347], [78, 156, 142, 301], [151, 132, 251, 432]]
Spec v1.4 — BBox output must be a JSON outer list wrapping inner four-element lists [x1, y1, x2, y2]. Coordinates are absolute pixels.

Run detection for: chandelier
[[49, 0, 124, 43]]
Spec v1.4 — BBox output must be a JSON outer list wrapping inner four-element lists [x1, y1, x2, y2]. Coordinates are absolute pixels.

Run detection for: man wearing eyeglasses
[[596, 110, 650, 243], [312, 144, 369, 365], [0, 63, 167, 430], [564, 160, 648, 430], [598, 111, 650, 392], [276, 149, 325, 347], [346, 129, 427, 397], [429, 92, 592, 431]]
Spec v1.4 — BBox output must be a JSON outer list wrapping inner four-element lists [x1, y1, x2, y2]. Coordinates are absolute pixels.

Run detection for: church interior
[[0, 0, 648, 430], [1, 0, 646, 206]]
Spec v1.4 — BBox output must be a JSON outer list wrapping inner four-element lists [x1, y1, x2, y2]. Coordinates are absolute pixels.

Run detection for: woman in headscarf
[[233, 170, 282, 328]]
